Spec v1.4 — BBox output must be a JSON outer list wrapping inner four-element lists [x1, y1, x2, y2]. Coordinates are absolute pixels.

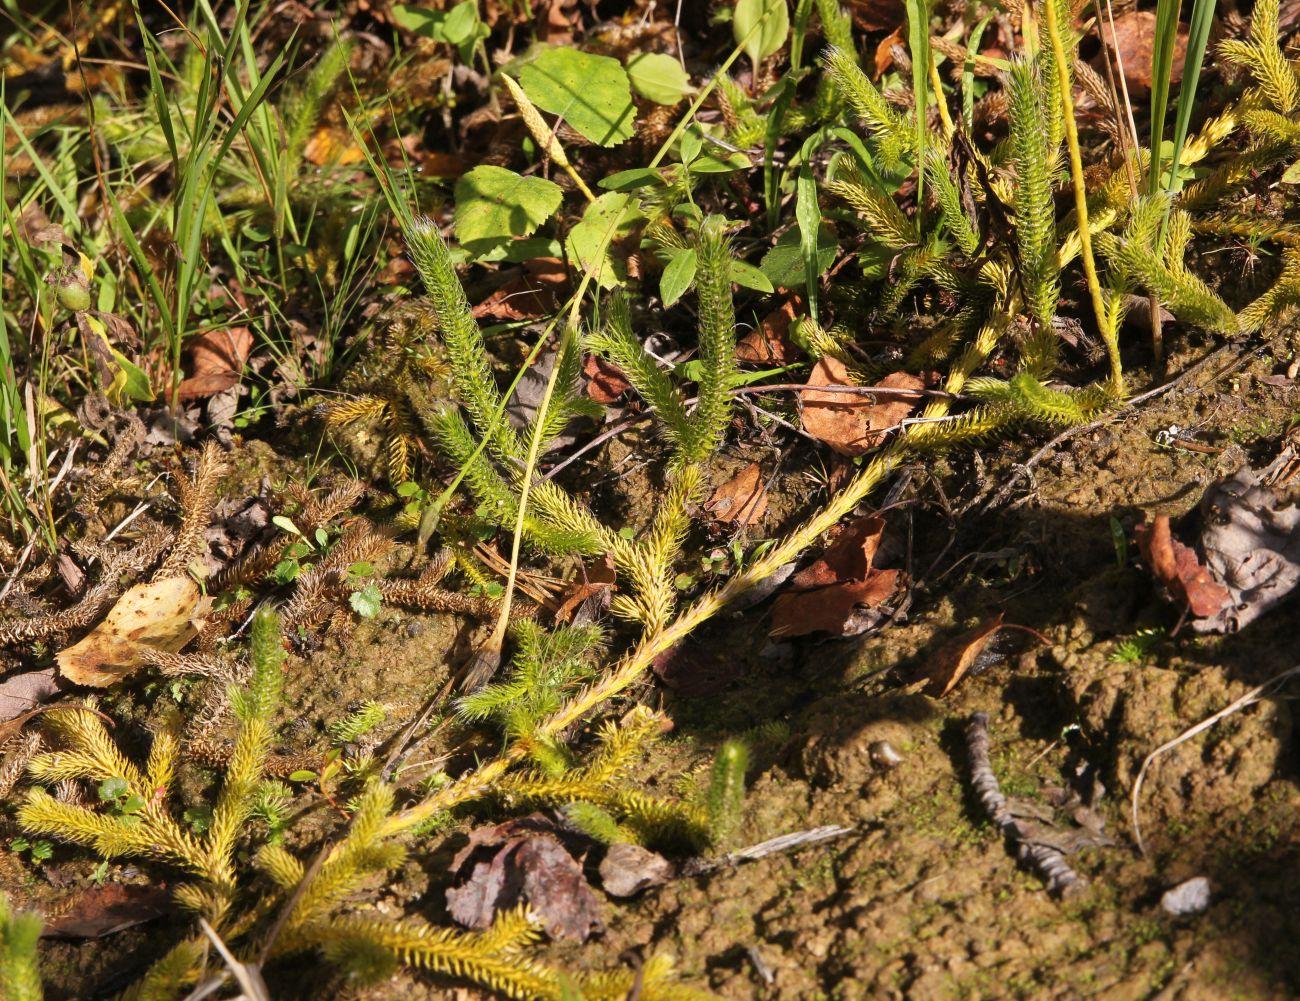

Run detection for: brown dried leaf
[[447, 817, 603, 941], [0, 669, 61, 722], [176, 327, 253, 401], [554, 554, 616, 626], [472, 259, 567, 321], [846, 0, 907, 32], [1135, 515, 1232, 618], [874, 26, 905, 78], [57, 577, 209, 688], [788, 515, 886, 590], [800, 360, 924, 456], [1101, 12, 1188, 96], [598, 843, 674, 897], [705, 463, 768, 526], [42, 883, 173, 939], [769, 570, 901, 639], [583, 354, 632, 404]]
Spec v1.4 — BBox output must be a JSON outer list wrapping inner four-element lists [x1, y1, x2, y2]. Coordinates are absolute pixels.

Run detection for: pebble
[[1161, 876, 1211, 916]]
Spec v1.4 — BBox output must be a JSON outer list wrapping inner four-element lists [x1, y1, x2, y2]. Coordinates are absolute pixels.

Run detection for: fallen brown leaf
[[1100, 12, 1188, 97], [788, 515, 885, 589], [847, 0, 906, 32], [57, 576, 210, 688], [769, 515, 904, 639], [472, 259, 567, 321], [874, 26, 905, 78], [42, 883, 173, 939], [770, 571, 901, 639], [176, 327, 253, 402], [0, 668, 61, 722], [598, 843, 674, 897], [447, 816, 603, 941], [554, 554, 616, 625], [800, 360, 925, 456], [1135, 515, 1232, 619], [705, 463, 769, 526], [583, 354, 632, 404]]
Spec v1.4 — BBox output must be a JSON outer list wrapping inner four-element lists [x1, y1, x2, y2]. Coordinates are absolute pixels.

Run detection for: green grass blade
[[1148, 0, 1181, 194], [1166, 0, 1217, 196], [905, 0, 930, 212]]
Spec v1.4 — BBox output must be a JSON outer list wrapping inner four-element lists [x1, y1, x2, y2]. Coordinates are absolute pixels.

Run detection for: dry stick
[[679, 824, 855, 877], [1130, 664, 1300, 857], [966, 712, 1084, 897]]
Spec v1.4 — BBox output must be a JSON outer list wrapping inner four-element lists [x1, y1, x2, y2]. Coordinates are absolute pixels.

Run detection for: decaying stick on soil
[[966, 712, 1084, 898]]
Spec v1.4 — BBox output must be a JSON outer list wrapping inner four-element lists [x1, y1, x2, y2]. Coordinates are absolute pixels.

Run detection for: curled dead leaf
[[583, 354, 632, 404], [176, 327, 253, 402], [769, 515, 904, 638], [1135, 515, 1232, 618], [57, 576, 210, 688], [736, 296, 802, 365], [913, 615, 1048, 697]]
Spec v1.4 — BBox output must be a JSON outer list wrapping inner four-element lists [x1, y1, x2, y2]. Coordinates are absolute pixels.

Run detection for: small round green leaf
[[626, 52, 694, 105]]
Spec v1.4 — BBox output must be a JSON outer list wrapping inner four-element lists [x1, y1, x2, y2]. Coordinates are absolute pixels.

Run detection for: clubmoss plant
[[0, 895, 41, 1001], [14, 609, 716, 999]]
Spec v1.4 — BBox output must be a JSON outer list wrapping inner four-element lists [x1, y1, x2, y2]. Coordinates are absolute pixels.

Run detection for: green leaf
[[730, 259, 774, 293], [98, 777, 128, 801], [626, 52, 693, 105], [518, 48, 636, 147], [760, 225, 838, 288], [796, 132, 824, 317], [679, 127, 703, 165], [349, 583, 383, 619], [564, 192, 643, 289], [690, 150, 752, 173], [120, 795, 147, 815], [288, 770, 318, 783], [661, 249, 698, 307], [390, 5, 440, 32], [453, 165, 564, 255], [599, 167, 664, 191], [272, 515, 301, 536], [733, 0, 790, 67]]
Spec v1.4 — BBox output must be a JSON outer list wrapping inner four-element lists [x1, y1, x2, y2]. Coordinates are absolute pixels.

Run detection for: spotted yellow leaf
[[57, 576, 209, 688]]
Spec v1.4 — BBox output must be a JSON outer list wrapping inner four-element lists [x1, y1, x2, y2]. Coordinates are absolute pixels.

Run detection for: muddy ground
[[21, 325, 1300, 1000]]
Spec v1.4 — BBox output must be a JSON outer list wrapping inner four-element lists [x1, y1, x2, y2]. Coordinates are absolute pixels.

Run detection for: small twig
[[198, 917, 270, 1001], [966, 713, 1084, 897], [680, 824, 854, 877], [1131, 663, 1300, 857]]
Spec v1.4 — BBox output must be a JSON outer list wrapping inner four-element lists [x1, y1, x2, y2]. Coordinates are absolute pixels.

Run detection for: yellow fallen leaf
[[57, 576, 209, 688]]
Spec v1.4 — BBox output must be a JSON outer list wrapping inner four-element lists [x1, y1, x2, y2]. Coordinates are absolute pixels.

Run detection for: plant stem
[[1042, 0, 1121, 392]]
